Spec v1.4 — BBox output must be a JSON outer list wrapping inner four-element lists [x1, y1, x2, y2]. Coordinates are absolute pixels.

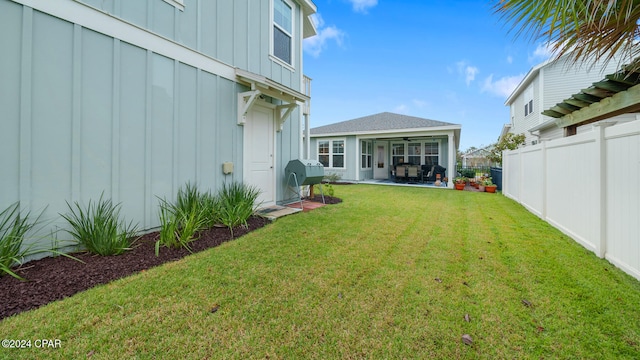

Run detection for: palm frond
[[494, 0, 640, 72]]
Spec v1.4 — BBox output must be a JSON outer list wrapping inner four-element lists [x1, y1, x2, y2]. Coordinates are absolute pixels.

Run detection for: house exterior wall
[[0, 0, 307, 250], [77, 0, 304, 93], [308, 136, 352, 181], [507, 55, 624, 144], [509, 76, 541, 145]]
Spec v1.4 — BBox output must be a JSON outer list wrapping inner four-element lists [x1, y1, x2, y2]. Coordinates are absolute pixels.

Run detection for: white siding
[[508, 54, 629, 144]]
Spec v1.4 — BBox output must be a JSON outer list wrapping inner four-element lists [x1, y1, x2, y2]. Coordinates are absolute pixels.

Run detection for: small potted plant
[[478, 177, 486, 192], [454, 177, 467, 190], [484, 178, 497, 193]]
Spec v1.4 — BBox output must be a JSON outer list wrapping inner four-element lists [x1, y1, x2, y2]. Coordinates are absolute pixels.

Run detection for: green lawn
[[2, 184, 640, 359]]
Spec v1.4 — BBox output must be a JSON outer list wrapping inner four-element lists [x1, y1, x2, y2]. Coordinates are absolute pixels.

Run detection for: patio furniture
[[422, 165, 446, 183], [407, 165, 420, 182], [395, 165, 407, 182]]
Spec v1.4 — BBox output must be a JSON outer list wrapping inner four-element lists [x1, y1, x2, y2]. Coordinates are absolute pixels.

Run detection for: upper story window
[[524, 86, 533, 117], [273, 0, 293, 65]]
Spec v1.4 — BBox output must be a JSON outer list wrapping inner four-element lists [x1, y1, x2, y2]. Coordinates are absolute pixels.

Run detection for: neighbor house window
[[524, 86, 533, 116], [318, 140, 329, 167], [392, 143, 405, 165], [424, 142, 439, 166], [361, 140, 372, 169], [273, 0, 293, 65], [332, 140, 344, 168], [408, 143, 421, 165], [318, 139, 345, 168]]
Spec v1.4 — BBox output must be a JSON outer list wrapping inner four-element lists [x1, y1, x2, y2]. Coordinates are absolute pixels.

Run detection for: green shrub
[[315, 183, 335, 197], [61, 194, 139, 256], [0, 203, 39, 279], [323, 173, 342, 183], [155, 182, 214, 255], [459, 168, 476, 178], [2, 203, 82, 279], [216, 182, 261, 236]]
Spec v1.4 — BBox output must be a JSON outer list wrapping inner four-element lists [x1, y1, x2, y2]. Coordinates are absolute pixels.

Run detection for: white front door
[[244, 104, 276, 207], [373, 142, 388, 179]]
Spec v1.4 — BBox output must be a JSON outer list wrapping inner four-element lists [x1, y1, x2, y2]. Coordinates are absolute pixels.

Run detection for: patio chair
[[395, 165, 407, 182], [407, 165, 419, 182]]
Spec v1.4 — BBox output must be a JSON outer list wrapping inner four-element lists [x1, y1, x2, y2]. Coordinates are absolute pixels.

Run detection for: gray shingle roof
[[310, 112, 457, 135]]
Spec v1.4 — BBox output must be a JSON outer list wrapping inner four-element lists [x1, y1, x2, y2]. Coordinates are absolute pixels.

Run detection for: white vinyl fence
[[503, 119, 640, 280]]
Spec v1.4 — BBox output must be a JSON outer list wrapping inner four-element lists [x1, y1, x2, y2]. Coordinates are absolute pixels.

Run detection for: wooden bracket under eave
[[237, 90, 260, 126], [276, 103, 298, 132]]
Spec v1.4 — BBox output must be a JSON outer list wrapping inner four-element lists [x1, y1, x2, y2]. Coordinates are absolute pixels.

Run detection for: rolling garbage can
[[490, 167, 503, 191]]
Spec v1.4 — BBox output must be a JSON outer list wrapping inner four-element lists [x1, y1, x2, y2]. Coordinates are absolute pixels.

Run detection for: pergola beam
[[556, 83, 640, 128]]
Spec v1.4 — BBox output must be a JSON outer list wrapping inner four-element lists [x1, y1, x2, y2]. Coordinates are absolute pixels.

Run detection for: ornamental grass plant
[[0, 203, 39, 279], [61, 194, 139, 256], [215, 182, 261, 236], [155, 183, 214, 255]]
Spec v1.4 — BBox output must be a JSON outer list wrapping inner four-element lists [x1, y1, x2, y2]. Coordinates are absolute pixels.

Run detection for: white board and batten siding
[[0, 0, 306, 251], [503, 119, 640, 280]]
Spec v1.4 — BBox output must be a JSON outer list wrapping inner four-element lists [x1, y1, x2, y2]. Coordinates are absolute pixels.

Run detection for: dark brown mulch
[[0, 216, 269, 321], [0, 196, 345, 321], [308, 195, 343, 204]]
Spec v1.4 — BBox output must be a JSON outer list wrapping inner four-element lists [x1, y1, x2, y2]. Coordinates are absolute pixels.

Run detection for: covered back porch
[[358, 132, 457, 189]]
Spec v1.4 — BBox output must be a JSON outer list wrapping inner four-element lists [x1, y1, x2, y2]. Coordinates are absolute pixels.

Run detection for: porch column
[[447, 133, 455, 189], [304, 113, 310, 158]]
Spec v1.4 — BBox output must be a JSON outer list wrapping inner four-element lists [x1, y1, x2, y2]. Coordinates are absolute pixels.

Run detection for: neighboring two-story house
[[502, 52, 635, 145], [0, 0, 316, 237]]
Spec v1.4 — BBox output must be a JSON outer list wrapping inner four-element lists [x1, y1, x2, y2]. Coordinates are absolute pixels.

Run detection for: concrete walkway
[[255, 200, 327, 221]]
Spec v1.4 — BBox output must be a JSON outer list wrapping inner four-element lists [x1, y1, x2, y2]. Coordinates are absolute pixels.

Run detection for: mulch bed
[[0, 217, 270, 321], [0, 197, 342, 321]]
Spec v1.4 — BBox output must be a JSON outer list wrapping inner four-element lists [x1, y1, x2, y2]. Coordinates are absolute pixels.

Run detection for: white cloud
[[393, 104, 409, 114], [303, 14, 345, 58], [528, 42, 556, 64], [347, 0, 378, 13], [456, 61, 479, 86], [481, 73, 525, 98]]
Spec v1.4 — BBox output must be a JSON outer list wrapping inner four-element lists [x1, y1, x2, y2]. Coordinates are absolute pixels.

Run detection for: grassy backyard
[[1, 184, 640, 359]]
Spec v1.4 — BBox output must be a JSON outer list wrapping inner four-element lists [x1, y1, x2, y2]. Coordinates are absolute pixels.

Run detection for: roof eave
[[298, 0, 318, 38], [310, 124, 462, 138], [504, 54, 564, 106], [528, 118, 558, 132]]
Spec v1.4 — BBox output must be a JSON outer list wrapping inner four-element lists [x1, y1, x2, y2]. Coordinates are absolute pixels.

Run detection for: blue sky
[[302, 0, 553, 151]]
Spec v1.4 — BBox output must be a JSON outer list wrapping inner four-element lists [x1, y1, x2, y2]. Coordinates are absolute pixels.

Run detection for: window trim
[[524, 86, 534, 117], [317, 138, 346, 169], [423, 141, 441, 166], [163, 0, 185, 11], [360, 140, 372, 169], [392, 140, 441, 166], [270, 0, 296, 70]]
